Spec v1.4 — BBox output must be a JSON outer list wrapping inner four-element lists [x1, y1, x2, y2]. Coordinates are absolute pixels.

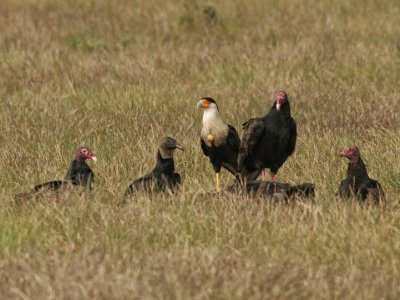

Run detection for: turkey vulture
[[338, 146, 384, 203], [237, 91, 297, 183], [124, 137, 183, 196], [197, 97, 240, 192], [15, 147, 96, 201]]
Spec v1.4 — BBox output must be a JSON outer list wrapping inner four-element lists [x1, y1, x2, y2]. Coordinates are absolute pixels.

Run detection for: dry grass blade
[[1, 0, 400, 299]]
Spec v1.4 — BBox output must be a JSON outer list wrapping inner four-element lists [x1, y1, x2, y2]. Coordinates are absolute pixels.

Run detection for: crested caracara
[[197, 97, 240, 192]]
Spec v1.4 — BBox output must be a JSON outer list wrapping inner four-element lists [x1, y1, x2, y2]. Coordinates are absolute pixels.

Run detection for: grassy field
[[1, 0, 400, 298]]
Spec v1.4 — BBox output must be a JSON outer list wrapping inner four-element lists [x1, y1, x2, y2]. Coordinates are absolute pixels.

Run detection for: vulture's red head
[[274, 91, 288, 111], [340, 146, 360, 164], [76, 147, 97, 163]]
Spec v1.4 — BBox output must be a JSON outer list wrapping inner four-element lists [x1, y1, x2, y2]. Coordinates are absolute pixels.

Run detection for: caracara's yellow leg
[[215, 172, 221, 192]]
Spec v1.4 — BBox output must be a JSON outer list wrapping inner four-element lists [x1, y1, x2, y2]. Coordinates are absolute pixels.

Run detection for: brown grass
[[0, 0, 400, 298]]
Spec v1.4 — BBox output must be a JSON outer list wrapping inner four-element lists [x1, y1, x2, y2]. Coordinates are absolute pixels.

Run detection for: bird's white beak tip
[[91, 156, 97, 162]]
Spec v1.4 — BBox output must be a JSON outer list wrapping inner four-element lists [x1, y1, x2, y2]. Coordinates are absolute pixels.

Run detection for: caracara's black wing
[[227, 124, 240, 151], [200, 138, 209, 157], [220, 124, 241, 175], [286, 117, 297, 156], [237, 118, 265, 170]]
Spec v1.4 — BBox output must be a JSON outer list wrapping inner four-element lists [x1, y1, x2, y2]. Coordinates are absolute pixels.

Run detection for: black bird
[[227, 181, 315, 202], [34, 147, 96, 191], [124, 137, 184, 196], [338, 146, 384, 203], [237, 91, 297, 183], [197, 97, 241, 192], [15, 147, 96, 201]]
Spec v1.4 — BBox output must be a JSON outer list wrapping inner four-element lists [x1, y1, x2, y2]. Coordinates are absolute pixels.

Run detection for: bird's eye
[[82, 149, 88, 154]]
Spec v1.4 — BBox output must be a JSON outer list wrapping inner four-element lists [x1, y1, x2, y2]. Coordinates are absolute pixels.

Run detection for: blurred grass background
[[0, 0, 400, 298]]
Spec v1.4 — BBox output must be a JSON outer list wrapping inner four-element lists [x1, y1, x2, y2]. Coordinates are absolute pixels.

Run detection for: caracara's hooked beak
[[175, 142, 184, 151], [197, 99, 209, 109]]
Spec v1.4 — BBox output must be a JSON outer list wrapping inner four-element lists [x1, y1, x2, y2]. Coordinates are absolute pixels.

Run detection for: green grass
[[1, 0, 400, 298]]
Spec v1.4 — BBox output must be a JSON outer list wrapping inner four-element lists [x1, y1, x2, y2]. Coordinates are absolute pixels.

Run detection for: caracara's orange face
[[197, 98, 210, 108], [197, 97, 219, 110]]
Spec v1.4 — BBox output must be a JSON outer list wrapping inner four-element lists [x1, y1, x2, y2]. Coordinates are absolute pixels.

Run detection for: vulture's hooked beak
[[276, 98, 285, 111], [175, 143, 184, 151]]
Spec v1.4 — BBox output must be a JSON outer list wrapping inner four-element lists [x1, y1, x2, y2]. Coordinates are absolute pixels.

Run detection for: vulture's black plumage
[[15, 147, 96, 201], [197, 97, 240, 192], [237, 91, 297, 182], [227, 181, 315, 201], [124, 137, 183, 196], [338, 146, 384, 203]]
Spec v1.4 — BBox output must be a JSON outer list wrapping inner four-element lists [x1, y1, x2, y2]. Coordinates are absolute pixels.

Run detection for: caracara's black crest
[[202, 97, 219, 110], [202, 96, 216, 103]]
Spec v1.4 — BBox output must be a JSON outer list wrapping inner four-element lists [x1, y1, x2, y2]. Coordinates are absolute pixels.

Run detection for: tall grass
[[0, 0, 399, 298]]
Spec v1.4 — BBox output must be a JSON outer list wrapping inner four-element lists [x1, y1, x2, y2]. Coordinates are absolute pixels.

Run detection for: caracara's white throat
[[201, 107, 229, 147]]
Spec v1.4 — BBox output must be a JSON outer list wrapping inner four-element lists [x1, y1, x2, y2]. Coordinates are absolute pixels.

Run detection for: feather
[[238, 92, 297, 182], [124, 137, 183, 196], [338, 151, 384, 203]]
